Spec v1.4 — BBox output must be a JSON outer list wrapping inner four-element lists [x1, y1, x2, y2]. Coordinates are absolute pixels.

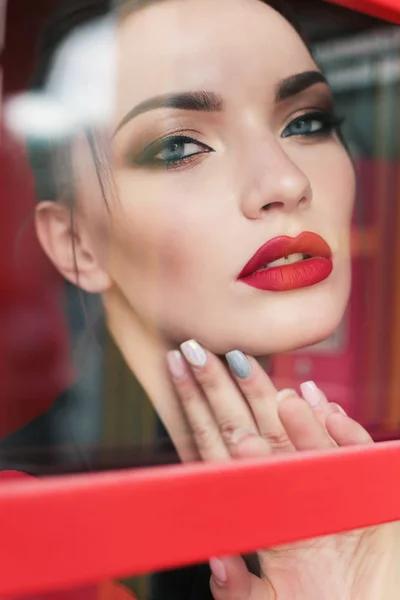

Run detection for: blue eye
[[135, 135, 214, 168], [282, 111, 344, 139]]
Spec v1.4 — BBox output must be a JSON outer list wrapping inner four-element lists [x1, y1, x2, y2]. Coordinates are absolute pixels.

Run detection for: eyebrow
[[276, 70, 328, 102], [114, 91, 223, 135], [114, 70, 328, 135]]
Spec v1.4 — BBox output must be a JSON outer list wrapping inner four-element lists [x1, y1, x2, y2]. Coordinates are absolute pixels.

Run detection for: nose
[[240, 139, 312, 219]]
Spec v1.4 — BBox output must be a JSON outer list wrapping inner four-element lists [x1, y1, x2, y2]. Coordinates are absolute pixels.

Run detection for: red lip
[[238, 232, 333, 292]]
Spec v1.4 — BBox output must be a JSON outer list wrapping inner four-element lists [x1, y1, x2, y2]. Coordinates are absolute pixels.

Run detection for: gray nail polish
[[226, 350, 251, 378]]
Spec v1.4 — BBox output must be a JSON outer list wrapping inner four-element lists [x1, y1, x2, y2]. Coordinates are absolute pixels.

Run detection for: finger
[[278, 392, 334, 451], [209, 556, 271, 600], [167, 350, 230, 461], [300, 381, 344, 446], [300, 381, 330, 424], [326, 412, 374, 446], [225, 351, 294, 453], [230, 429, 271, 460], [180, 340, 257, 445]]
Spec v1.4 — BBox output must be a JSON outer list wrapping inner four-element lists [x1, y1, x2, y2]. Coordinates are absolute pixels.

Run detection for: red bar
[[1, 1, 400, 598], [326, 0, 400, 23], [1, 441, 400, 596]]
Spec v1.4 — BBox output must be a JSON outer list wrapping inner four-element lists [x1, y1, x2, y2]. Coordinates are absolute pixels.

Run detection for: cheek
[[306, 145, 355, 230], [332, 152, 356, 221], [105, 179, 211, 292], [331, 146, 355, 210], [329, 153, 355, 260]]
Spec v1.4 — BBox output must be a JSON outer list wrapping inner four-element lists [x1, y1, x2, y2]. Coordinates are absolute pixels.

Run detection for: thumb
[[209, 556, 270, 600]]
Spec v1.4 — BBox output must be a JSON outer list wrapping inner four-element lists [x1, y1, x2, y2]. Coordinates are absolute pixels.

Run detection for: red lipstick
[[238, 232, 333, 292]]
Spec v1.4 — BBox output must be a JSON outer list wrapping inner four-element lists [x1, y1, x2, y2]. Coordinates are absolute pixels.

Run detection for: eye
[[134, 135, 214, 168], [281, 110, 344, 139]]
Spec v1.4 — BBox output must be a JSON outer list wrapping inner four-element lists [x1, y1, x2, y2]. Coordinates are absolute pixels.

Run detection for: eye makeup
[[281, 109, 344, 139], [132, 132, 215, 170], [116, 84, 343, 174]]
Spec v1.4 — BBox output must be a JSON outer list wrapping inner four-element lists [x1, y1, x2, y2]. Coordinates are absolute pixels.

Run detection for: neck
[[105, 295, 199, 463]]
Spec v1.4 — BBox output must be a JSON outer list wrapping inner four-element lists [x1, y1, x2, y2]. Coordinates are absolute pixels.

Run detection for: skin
[[168, 345, 398, 600], [112, 0, 354, 357], [36, 0, 355, 458], [33, 1, 398, 598]]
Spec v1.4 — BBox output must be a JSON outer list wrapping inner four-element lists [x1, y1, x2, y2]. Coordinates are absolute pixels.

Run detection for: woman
[[3, 0, 399, 598]]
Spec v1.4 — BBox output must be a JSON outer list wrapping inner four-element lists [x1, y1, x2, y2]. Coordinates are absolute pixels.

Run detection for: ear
[[35, 201, 111, 293]]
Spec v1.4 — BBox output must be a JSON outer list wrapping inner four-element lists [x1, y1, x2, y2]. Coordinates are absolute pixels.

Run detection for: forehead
[[116, 0, 317, 115]]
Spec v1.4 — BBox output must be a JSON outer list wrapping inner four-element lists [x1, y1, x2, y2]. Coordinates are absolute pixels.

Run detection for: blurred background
[[273, 0, 400, 441], [2, 2, 400, 598], [0, 0, 400, 473]]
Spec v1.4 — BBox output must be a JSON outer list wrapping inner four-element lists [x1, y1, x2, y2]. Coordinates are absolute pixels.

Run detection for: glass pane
[[271, 0, 400, 439], [1, 1, 400, 599]]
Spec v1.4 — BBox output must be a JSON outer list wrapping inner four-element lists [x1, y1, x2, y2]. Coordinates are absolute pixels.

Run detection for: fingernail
[[166, 351, 187, 380], [226, 350, 251, 379], [276, 388, 297, 403], [300, 381, 323, 407], [180, 340, 207, 367], [331, 403, 347, 416], [231, 428, 253, 444], [209, 557, 227, 585]]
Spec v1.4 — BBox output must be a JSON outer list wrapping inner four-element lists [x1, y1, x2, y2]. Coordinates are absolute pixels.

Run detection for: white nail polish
[[209, 558, 227, 585], [180, 339, 207, 367], [300, 381, 321, 407]]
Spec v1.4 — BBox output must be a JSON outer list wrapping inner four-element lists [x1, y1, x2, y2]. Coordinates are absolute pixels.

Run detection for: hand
[[166, 341, 397, 600]]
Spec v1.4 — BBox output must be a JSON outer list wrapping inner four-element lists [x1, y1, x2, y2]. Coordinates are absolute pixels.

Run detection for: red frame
[[324, 0, 400, 23], [2, 442, 400, 596], [1, 0, 400, 596]]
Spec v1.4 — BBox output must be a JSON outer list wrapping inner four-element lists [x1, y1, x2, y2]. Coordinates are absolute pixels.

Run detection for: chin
[[191, 315, 341, 358], [250, 309, 346, 356], [203, 289, 350, 357], [237, 274, 351, 356], [163, 271, 351, 357], [230, 323, 341, 357]]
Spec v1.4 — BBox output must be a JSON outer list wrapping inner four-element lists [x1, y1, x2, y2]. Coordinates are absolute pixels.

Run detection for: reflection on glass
[[1, 0, 400, 599]]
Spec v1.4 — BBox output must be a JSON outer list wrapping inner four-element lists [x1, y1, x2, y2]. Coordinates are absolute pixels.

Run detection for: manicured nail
[[331, 403, 347, 416], [276, 388, 297, 403], [300, 381, 323, 407], [209, 557, 227, 585], [166, 351, 187, 380], [226, 350, 251, 379], [180, 339, 207, 367], [231, 428, 253, 444]]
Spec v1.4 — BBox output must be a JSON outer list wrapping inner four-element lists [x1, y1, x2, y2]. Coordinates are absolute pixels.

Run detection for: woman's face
[[73, 0, 355, 355]]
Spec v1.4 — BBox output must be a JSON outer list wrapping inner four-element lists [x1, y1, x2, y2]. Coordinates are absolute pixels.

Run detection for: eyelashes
[[129, 109, 344, 171], [281, 110, 344, 139], [132, 134, 214, 169]]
